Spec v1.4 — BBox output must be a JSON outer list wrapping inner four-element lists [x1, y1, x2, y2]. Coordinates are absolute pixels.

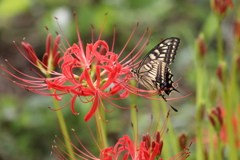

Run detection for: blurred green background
[[0, 0, 239, 160]]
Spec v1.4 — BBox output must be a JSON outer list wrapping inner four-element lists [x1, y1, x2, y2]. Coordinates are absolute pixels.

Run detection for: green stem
[[51, 95, 75, 158], [45, 70, 75, 158], [217, 18, 223, 62], [129, 82, 138, 146], [94, 107, 108, 149], [196, 64, 204, 160], [161, 101, 178, 158], [216, 132, 223, 160], [216, 17, 238, 160]]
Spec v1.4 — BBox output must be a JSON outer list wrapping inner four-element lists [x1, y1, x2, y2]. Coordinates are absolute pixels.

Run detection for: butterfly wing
[[156, 65, 174, 96], [132, 37, 180, 95], [137, 37, 180, 68], [135, 60, 161, 90]]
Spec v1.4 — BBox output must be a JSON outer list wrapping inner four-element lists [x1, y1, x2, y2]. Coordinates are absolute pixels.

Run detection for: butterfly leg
[[159, 89, 178, 112]]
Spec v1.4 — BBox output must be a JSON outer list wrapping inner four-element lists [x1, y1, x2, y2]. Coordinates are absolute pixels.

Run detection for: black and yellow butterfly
[[131, 37, 180, 111]]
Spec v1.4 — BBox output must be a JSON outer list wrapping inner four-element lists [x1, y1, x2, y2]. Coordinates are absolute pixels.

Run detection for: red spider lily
[[207, 106, 240, 148], [196, 36, 207, 59], [100, 134, 190, 160], [21, 33, 61, 69], [211, 0, 233, 16], [219, 106, 240, 148], [208, 106, 223, 132], [1, 13, 186, 122], [234, 20, 240, 42], [52, 111, 191, 160]]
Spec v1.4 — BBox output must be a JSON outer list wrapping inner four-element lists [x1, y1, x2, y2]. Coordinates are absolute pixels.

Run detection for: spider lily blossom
[[0, 13, 187, 121], [211, 0, 233, 16], [52, 111, 191, 160]]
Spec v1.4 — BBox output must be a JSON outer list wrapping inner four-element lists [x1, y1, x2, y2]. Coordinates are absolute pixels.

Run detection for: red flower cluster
[[1, 14, 166, 121], [220, 107, 240, 148], [52, 112, 191, 160], [100, 134, 190, 160], [211, 0, 233, 16]]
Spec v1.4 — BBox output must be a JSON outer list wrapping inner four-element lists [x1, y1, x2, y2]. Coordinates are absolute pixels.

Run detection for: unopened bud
[[178, 133, 187, 150]]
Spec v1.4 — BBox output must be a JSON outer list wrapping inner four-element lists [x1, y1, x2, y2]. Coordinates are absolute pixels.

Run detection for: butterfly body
[[131, 37, 180, 99]]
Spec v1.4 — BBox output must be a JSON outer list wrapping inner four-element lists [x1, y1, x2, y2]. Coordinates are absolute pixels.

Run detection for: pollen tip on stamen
[[45, 26, 49, 31], [71, 128, 75, 132], [167, 110, 170, 118], [55, 31, 59, 35], [146, 27, 149, 31], [136, 22, 139, 26], [105, 12, 108, 16], [166, 128, 169, 133], [91, 24, 94, 29], [114, 24, 117, 27], [54, 16, 58, 20], [131, 122, 134, 128], [189, 142, 192, 147], [73, 11, 77, 16], [12, 41, 16, 44], [4, 59, 8, 62]]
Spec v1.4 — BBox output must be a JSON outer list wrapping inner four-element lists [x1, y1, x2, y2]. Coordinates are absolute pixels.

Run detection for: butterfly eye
[[130, 69, 135, 73]]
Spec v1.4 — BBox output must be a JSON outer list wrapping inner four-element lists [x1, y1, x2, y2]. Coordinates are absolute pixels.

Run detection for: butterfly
[[131, 37, 181, 112]]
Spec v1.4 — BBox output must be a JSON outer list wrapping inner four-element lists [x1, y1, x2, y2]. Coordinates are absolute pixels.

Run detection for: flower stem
[[45, 70, 75, 158], [216, 17, 238, 160], [51, 94, 75, 159], [195, 65, 204, 160], [129, 86, 138, 146], [195, 37, 205, 160], [217, 22, 223, 62], [94, 106, 108, 149]]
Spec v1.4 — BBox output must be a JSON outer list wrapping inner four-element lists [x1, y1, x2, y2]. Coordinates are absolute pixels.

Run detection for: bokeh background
[[0, 0, 239, 160]]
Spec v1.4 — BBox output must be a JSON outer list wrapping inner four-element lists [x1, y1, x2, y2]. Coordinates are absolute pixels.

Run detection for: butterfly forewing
[[139, 37, 180, 66]]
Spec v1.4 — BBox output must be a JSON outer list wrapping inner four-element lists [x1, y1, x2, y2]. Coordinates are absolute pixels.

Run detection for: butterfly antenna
[[160, 94, 178, 112]]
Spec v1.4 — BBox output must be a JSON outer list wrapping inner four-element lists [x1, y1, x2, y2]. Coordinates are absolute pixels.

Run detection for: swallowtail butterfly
[[131, 37, 180, 112]]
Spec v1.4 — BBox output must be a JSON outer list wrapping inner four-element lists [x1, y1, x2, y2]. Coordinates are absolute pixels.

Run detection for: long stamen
[[111, 24, 117, 52], [91, 24, 95, 44], [98, 13, 108, 40], [120, 27, 150, 65], [54, 16, 71, 48], [118, 22, 139, 58]]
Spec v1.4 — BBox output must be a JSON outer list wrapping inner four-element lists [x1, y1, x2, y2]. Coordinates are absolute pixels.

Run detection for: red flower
[[233, 20, 240, 42], [220, 106, 240, 148], [196, 36, 207, 59], [52, 111, 191, 160], [2, 13, 178, 121], [211, 0, 233, 16]]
